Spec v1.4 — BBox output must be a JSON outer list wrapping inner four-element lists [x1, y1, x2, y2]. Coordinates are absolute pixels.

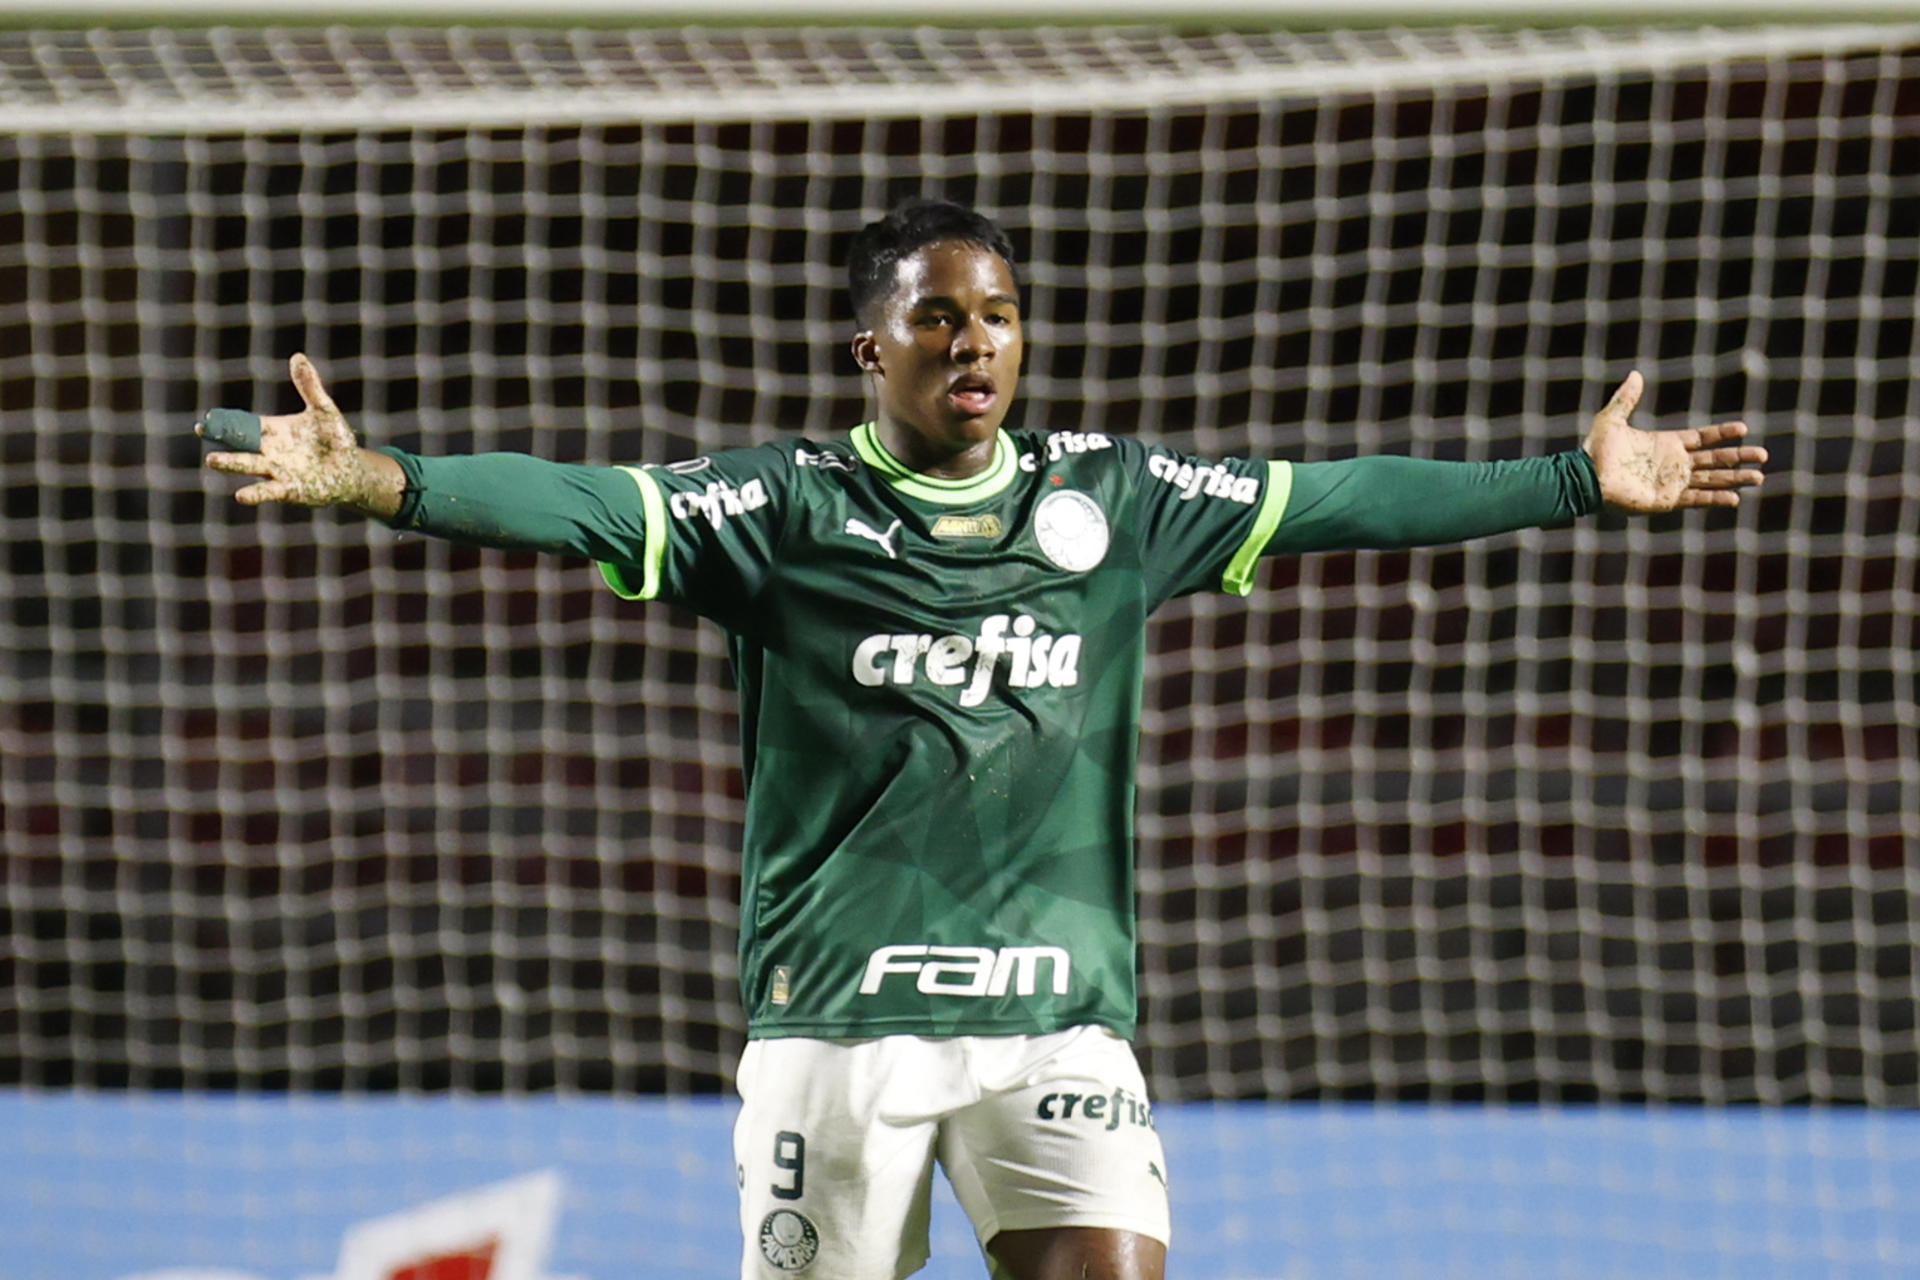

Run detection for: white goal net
[[3, 17, 1919, 1245]]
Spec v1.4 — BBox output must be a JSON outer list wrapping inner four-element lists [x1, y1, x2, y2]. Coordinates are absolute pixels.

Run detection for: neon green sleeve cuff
[[1221, 460, 1294, 596], [596, 466, 668, 601]]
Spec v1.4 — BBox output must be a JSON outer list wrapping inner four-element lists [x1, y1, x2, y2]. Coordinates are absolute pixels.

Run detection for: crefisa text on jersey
[[1146, 454, 1260, 504], [1017, 430, 1115, 471], [851, 614, 1082, 706], [663, 473, 772, 528]]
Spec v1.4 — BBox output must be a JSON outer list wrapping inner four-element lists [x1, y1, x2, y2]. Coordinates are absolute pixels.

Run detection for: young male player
[[201, 199, 1766, 1280]]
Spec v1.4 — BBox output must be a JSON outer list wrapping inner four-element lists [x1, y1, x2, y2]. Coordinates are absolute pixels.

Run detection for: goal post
[[3, 15, 1919, 1275], [6, 8, 1917, 1100]]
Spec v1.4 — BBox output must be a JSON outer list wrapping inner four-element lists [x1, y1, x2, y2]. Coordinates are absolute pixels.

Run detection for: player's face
[[854, 239, 1023, 476]]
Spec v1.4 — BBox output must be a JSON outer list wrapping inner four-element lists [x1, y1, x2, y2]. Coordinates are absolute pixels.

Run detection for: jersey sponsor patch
[[850, 614, 1081, 706], [666, 476, 771, 528], [931, 513, 1004, 539], [793, 445, 856, 471], [859, 944, 1071, 998], [759, 1209, 820, 1271], [1032, 489, 1110, 571], [1043, 430, 1114, 461], [1147, 453, 1261, 504], [1016, 430, 1113, 471]]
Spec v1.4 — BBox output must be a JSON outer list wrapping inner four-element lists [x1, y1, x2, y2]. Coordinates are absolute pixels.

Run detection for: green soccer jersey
[[379, 425, 1599, 1041], [597, 425, 1281, 1039]]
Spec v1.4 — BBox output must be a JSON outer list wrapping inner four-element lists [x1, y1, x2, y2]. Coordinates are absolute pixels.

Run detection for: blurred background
[[2, 7, 1917, 1278]]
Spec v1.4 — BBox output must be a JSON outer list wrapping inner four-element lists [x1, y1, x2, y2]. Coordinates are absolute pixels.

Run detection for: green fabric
[[371, 434, 1600, 1041], [376, 448, 654, 563], [1264, 451, 1600, 556], [597, 429, 1273, 1039], [847, 421, 1022, 503], [598, 466, 669, 600], [1222, 459, 1294, 596]]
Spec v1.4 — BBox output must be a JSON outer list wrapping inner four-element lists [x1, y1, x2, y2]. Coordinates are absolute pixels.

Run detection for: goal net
[[3, 16, 1918, 1274]]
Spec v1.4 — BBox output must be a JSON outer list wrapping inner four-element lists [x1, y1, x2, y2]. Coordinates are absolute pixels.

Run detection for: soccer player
[[200, 199, 1766, 1280]]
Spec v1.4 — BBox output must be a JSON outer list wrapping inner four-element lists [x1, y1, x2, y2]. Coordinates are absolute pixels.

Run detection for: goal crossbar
[[3, 23, 1917, 132]]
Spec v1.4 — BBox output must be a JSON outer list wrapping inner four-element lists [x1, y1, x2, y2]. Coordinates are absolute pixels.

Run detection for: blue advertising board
[[4, 1093, 1916, 1279]]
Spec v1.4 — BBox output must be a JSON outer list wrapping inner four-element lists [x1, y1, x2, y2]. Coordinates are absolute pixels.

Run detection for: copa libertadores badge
[[759, 1208, 820, 1271], [1033, 489, 1109, 571]]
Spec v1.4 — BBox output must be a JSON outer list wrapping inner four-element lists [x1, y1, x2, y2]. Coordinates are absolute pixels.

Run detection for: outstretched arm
[[200, 353, 407, 519], [199, 353, 654, 563], [1582, 371, 1766, 512], [1256, 371, 1768, 559]]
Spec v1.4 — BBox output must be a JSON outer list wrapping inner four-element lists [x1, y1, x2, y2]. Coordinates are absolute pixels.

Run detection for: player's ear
[[851, 331, 882, 374]]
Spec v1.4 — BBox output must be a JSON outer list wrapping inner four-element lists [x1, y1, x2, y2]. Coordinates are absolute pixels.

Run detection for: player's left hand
[[1582, 371, 1767, 512]]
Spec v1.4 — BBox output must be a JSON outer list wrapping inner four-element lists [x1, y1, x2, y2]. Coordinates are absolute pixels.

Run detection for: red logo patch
[[390, 1239, 497, 1280]]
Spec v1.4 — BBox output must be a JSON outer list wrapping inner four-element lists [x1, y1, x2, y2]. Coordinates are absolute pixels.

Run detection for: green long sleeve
[[368, 444, 1599, 568], [374, 447, 650, 562], [1265, 449, 1601, 556]]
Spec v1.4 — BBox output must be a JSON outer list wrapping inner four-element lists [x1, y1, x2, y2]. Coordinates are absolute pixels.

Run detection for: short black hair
[[846, 199, 1018, 325]]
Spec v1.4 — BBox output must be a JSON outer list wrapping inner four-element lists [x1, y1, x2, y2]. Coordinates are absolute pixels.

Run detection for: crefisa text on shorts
[[1035, 1084, 1155, 1130]]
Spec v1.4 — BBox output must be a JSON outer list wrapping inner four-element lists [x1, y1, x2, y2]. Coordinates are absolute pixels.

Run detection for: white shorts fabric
[[732, 1025, 1171, 1280]]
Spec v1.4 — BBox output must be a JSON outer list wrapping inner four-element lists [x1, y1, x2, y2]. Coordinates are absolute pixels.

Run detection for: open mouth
[[948, 375, 997, 416]]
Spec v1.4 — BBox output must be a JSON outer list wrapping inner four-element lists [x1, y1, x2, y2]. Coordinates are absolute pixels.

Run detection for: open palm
[[1582, 372, 1767, 512], [200, 353, 370, 508]]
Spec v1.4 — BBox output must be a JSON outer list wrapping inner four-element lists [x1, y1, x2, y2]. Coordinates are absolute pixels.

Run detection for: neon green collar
[[850, 422, 1020, 505]]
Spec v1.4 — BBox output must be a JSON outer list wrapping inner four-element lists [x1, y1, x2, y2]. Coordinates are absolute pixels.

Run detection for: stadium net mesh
[[2, 22, 1918, 1107]]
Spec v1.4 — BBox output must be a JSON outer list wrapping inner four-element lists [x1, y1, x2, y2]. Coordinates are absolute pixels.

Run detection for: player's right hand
[[199, 353, 373, 508]]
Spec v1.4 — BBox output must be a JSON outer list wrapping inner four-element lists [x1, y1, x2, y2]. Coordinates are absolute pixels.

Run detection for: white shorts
[[732, 1025, 1170, 1280]]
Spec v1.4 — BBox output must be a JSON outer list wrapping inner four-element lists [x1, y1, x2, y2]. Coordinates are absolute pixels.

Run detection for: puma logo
[[1148, 1161, 1167, 1190], [845, 517, 903, 559]]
